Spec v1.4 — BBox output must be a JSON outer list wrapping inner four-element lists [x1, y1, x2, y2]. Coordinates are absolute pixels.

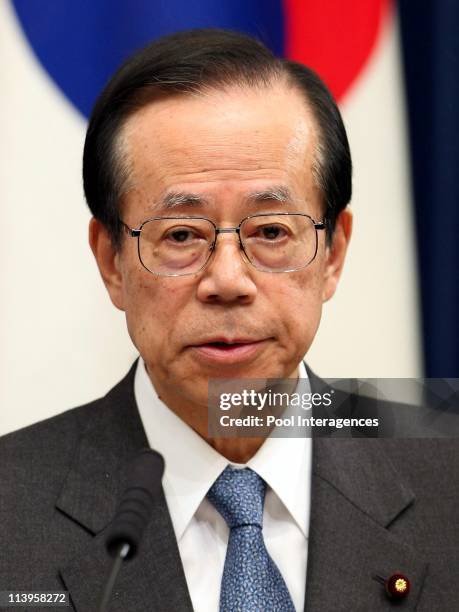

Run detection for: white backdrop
[[0, 1, 421, 435]]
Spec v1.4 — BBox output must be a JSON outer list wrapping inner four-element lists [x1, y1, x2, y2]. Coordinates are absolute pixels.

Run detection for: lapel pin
[[374, 572, 411, 599]]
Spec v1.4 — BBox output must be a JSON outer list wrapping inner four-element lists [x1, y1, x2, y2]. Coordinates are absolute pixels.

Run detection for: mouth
[[189, 338, 269, 365]]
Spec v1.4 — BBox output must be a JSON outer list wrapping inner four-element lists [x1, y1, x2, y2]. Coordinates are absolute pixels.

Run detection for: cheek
[[270, 270, 324, 342], [122, 273, 168, 351], [121, 270, 195, 358]]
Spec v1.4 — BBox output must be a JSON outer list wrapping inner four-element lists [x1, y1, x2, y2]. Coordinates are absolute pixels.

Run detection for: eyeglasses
[[119, 213, 326, 277]]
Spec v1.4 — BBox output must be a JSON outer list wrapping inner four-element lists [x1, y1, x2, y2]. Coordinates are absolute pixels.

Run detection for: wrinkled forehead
[[118, 83, 322, 218]]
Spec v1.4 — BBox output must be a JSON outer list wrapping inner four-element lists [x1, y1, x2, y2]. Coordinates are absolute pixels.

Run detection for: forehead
[[120, 83, 321, 217]]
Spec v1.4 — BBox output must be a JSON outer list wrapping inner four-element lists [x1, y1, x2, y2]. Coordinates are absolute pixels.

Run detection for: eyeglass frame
[[119, 212, 327, 277]]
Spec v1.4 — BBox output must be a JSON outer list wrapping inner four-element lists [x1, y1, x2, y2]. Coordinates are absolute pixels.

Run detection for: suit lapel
[[56, 364, 194, 612], [304, 364, 428, 610]]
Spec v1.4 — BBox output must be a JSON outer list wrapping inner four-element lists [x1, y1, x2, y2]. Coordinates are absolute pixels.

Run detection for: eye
[[169, 229, 191, 242], [256, 224, 288, 240], [165, 227, 204, 243]]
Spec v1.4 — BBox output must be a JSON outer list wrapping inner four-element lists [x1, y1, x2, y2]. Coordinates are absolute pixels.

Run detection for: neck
[[145, 364, 300, 463], [210, 436, 267, 463]]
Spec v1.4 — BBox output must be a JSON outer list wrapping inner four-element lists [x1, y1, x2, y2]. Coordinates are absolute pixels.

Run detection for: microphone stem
[[98, 542, 130, 612]]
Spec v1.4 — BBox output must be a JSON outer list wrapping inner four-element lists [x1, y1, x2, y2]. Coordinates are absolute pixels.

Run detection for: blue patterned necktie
[[207, 466, 296, 612]]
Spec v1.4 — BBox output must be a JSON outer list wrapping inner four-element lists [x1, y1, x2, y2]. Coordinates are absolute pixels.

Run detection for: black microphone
[[99, 449, 165, 612]]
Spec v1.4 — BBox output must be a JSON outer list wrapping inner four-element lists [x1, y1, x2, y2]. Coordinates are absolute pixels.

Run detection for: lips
[[204, 341, 248, 350], [195, 337, 261, 346], [189, 338, 268, 365]]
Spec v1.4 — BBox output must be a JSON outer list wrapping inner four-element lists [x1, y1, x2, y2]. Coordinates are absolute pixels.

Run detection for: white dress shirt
[[135, 359, 311, 612]]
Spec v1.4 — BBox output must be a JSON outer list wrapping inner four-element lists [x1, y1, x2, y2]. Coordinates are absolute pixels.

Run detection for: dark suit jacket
[[1, 363, 459, 611]]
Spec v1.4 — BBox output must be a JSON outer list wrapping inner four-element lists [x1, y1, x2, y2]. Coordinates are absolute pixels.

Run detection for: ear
[[322, 207, 353, 302], [88, 217, 125, 310]]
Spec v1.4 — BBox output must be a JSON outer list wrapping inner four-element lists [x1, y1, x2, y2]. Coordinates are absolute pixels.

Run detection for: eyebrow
[[247, 186, 293, 205], [161, 191, 210, 209], [158, 185, 294, 210]]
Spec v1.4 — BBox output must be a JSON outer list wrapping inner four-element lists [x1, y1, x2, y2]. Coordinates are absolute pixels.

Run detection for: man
[[1, 28, 458, 612]]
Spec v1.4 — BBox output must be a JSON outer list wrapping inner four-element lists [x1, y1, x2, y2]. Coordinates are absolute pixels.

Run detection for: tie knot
[[207, 466, 266, 529]]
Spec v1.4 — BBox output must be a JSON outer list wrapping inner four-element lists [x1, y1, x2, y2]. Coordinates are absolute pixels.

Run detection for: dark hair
[[83, 28, 352, 247]]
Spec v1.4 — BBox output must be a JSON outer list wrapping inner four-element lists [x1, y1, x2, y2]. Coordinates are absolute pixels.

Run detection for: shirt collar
[[135, 359, 311, 540]]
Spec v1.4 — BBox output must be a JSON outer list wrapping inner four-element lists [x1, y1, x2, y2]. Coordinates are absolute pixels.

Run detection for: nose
[[196, 233, 257, 304]]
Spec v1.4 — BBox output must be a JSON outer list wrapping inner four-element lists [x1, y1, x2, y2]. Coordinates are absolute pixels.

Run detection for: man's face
[[91, 83, 351, 408]]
